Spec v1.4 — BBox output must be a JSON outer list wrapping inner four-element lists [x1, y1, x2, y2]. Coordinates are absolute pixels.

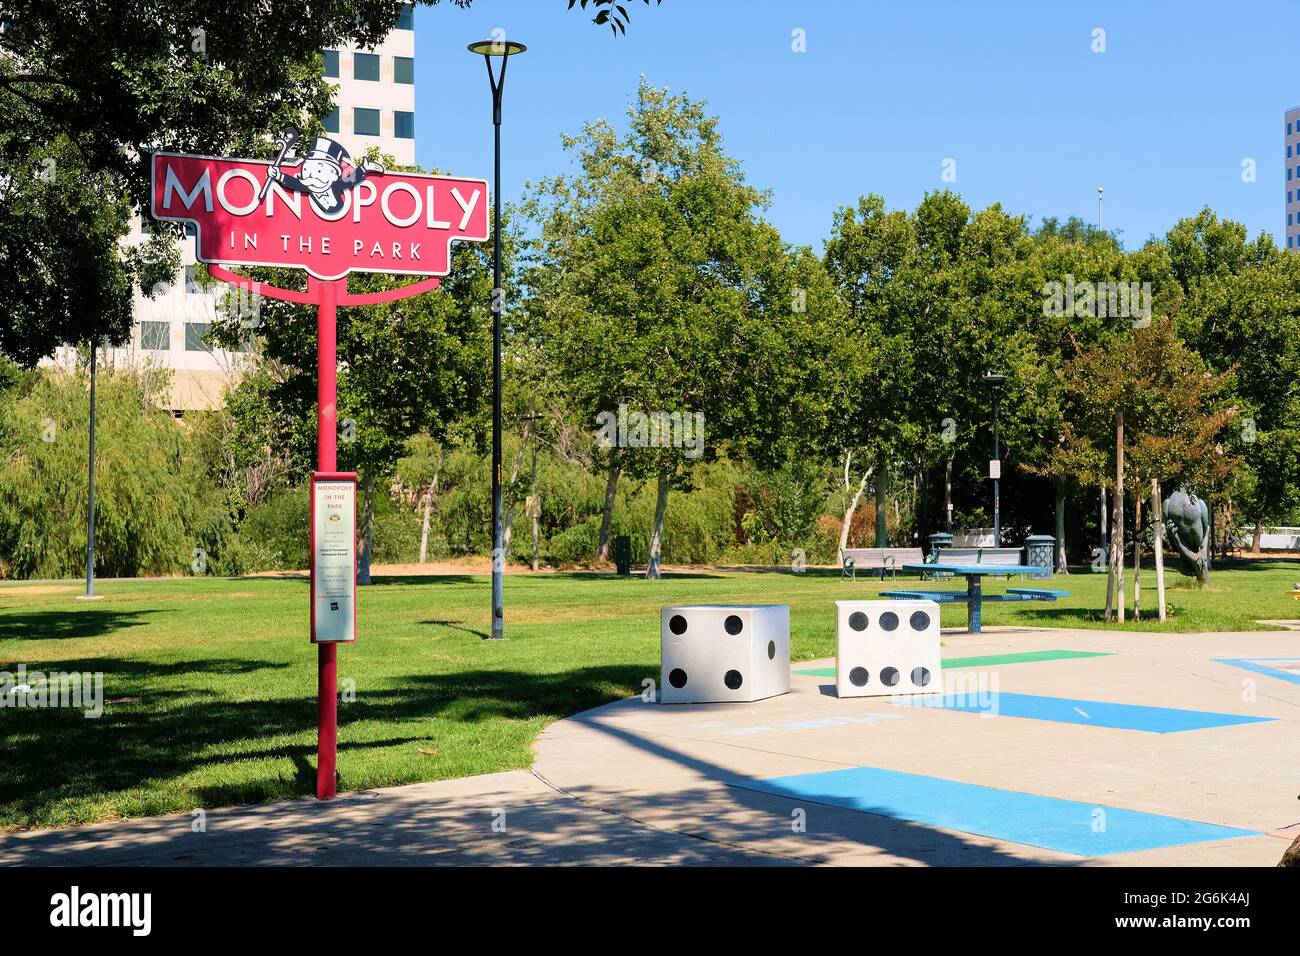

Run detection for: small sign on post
[[311, 472, 358, 644], [989, 459, 1001, 480]]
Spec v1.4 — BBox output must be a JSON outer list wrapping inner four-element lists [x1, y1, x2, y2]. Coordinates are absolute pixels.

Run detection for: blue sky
[[414, 0, 1294, 252]]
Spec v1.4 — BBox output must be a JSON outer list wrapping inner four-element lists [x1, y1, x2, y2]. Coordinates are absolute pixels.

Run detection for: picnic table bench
[[840, 547, 925, 580], [886, 562, 1070, 633], [924, 546, 1038, 578]]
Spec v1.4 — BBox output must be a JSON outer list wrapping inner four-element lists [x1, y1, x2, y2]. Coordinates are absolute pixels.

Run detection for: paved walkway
[[2, 625, 1296, 866]]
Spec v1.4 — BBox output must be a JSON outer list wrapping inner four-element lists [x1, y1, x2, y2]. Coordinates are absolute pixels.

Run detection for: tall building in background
[[322, 2, 417, 167], [47, 4, 417, 413], [1287, 106, 1300, 250]]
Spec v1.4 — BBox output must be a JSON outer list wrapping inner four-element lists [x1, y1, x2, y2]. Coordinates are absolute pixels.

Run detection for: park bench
[[925, 546, 1044, 579], [840, 547, 925, 580]]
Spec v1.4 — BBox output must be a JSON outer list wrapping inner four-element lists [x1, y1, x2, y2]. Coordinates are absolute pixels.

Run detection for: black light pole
[[85, 339, 98, 599], [469, 37, 526, 641], [984, 372, 1007, 548]]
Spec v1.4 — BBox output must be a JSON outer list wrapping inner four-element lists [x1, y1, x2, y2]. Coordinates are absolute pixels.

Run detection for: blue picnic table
[[885, 563, 1068, 634]]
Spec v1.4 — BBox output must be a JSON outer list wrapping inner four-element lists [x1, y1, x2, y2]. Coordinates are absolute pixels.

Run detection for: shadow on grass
[[0, 608, 172, 641], [0, 661, 650, 829], [1, 662, 1069, 866], [418, 619, 490, 639]]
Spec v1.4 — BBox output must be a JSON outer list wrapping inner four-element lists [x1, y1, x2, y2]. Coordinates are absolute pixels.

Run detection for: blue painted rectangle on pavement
[[1214, 658, 1300, 686], [895, 691, 1272, 733], [732, 765, 1260, 857]]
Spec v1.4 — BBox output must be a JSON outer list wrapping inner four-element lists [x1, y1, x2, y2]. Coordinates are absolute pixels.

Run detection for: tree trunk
[[839, 451, 872, 555], [418, 452, 443, 565], [1251, 520, 1263, 554], [357, 472, 376, 586], [1106, 412, 1125, 622], [646, 464, 671, 580], [500, 428, 531, 560], [874, 453, 888, 548], [1133, 486, 1142, 622], [1114, 412, 1125, 622], [944, 456, 953, 531], [1152, 478, 1167, 622], [596, 455, 620, 562], [1054, 482, 1068, 573]]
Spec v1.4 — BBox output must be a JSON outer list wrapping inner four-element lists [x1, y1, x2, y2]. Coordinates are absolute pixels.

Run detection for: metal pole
[[993, 394, 1001, 548], [490, 71, 505, 641], [316, 279, 339, 799], [85, 341, 97, 598], [1097, 186, 1107, 563]]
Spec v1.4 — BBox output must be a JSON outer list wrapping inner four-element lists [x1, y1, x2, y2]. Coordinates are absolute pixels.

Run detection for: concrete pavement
[[1, 625, 1296, 866]]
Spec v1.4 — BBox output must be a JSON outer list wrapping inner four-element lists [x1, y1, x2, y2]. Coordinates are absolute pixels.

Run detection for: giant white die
[[660, 604, 790, 704], [835, 599, 941, 698]]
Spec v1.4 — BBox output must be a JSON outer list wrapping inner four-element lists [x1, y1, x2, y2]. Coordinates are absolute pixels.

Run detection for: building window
[[185, 322, 212, 352], [1288, 167, 1293, 181], [1290, 236, 1295, 248], [184, 265, 202, 293], [1290, 191, 1293, 203], [1290, 122, 1294, 135], [396, 2, 414, 29], [1289, 213, 1293, 226], [394, 110, 414, 139], [323, 49, 339, 78], [353, 52, 380, 81], [394, 55, 414, 84], [323, 106, 339, 133], [139, 321, 170, 351], [1290, 145, 1294, 157], [353, 107, 380, 136]]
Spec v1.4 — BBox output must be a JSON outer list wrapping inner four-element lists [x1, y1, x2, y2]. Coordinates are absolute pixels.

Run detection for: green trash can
[[614, 536, 632, 576], [1025, 534, 1055, 576]]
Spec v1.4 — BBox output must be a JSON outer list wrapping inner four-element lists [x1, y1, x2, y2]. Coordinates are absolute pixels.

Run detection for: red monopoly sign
[[151, 138, 488, 280]]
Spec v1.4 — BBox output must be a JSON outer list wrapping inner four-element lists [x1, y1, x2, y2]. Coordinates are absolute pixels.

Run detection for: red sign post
[[152, 134, 488, 798]]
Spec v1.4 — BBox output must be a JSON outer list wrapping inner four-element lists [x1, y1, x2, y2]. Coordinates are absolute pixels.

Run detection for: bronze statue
[[1163, 488, 1211, 585]]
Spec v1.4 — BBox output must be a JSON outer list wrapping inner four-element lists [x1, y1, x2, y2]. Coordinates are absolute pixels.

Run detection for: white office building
[[48, 5, 418, 413]]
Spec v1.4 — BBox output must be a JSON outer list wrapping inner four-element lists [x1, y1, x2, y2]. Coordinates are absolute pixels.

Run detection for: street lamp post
[[469, 37, 526, 641], [984, 372, 1007, 548], [84, 339, 98, 599], [1097, 186, 1108, 563]]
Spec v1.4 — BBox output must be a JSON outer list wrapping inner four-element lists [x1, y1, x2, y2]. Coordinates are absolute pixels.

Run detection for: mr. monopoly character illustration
[[264, 131, 386, 215]]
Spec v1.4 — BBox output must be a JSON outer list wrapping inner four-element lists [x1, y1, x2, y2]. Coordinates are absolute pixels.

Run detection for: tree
[[0, 0, 665, 366], [0, 362, 229, 578], [524, 79, 841, 577], [1060, 318, 1235, 620]]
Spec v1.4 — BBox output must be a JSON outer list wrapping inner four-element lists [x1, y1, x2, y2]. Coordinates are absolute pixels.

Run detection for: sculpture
[[1162, 488, 1211, 585]]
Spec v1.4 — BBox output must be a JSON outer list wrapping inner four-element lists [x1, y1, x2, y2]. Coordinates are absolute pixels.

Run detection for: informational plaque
[[311, 472, 358, 644]]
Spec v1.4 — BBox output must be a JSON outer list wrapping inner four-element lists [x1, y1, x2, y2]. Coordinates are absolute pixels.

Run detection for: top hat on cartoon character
[[303, 137, 351, 174]]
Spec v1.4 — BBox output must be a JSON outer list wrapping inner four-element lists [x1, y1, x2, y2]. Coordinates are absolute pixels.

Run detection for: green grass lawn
[[1, 560, 1298, 830]]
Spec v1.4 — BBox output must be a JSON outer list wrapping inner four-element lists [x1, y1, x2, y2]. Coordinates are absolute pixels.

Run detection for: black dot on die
[[767, 640, 776, 660], [880, 666, 900, 686], [909, 610, 930, 631], [849, 666, 869, 687], [724, 669, 744, 690], [669, 615, 687, 635], [880, 612, 899, 632], [669, 668, 688, 688], [848, 611, 869, 631], [911, 666, 931, 687], [724, 615, 743, 635]]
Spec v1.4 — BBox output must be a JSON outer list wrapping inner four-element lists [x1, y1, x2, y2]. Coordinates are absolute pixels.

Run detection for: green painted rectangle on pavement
[[793, 648, 1111, 678], [942, 649, 1111, 669]]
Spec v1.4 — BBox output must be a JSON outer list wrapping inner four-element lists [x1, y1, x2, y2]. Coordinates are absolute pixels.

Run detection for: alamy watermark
[[595, 404, 705, 459], [2, 665, 104, 718], [1042, 274, 1151, 327]]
